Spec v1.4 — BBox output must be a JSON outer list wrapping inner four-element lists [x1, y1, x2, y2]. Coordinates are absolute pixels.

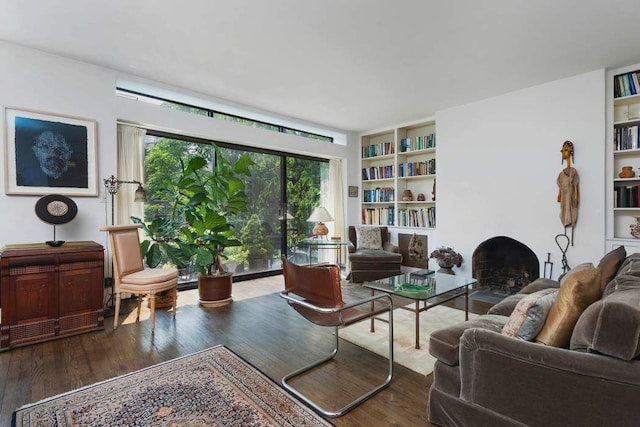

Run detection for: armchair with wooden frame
[[102, 224, 178, 333], [280, 256, 394, 417]]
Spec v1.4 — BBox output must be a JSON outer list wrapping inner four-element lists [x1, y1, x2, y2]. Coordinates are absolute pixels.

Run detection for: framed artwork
[[3, 107, 98, 196], [399, 233, 429, 268], [348, 185, 359, 197]]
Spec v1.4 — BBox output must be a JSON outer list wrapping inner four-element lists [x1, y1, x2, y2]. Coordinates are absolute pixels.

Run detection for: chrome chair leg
[[281, 306, 394, 418]]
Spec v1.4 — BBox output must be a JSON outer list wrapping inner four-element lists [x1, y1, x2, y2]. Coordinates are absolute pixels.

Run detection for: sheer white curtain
[[328, 158, 345, 244], [116, 124, 146, 224]]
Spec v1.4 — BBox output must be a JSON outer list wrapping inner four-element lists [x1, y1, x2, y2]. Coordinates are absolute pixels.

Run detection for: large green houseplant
[[133, 146, 253, 305], [175, 148, 254, 306]]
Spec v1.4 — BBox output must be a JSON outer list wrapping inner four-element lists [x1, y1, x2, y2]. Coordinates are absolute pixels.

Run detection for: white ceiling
[[2, 0, 640, 132]]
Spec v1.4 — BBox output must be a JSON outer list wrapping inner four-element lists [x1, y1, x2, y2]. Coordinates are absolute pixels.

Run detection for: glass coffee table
[[363, 271, 477, 349]]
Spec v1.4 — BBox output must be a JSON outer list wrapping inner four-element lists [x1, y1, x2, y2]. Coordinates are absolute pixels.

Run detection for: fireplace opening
[[472, 236, 539, 300]]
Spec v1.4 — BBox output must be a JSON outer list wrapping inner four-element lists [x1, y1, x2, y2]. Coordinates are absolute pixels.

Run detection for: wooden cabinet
[[0, 241, 104, 350], [360, 118, 436, 229]]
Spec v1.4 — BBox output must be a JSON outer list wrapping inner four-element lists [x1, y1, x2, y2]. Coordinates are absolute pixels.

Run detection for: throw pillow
[[355, 226, 383, 250], [535, 263, 601, 348], [596, 245, 626, 291], [502, 288, 559, 341]]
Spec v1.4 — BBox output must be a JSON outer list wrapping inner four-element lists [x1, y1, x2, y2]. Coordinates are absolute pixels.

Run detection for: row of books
[[362, 206, 394, 225], [362, 141, 394, 158], [615, 185, 640, 208], [400, 133, 436, 152], [615, 126, 640, 151], [399, 159, 436, 177], [363, 187, 395, 203], [397, 207, 436, 228], [614, 71, 640, 98], [362, 165, 394, 180]]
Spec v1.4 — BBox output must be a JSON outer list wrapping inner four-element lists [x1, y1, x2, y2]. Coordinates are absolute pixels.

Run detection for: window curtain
[[116, 124, 146, 224], [328, 159, 345, 260]]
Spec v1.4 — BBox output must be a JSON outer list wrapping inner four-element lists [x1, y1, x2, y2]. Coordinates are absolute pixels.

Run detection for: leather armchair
[[347, 226, 402, 283]]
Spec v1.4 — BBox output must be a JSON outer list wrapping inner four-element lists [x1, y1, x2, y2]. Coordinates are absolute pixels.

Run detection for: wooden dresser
[[0, 241, 104, 350]]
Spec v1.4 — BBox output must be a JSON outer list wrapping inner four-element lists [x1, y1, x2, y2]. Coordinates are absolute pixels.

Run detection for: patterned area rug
[[339, 305, 478, 376], [13, 345, 332, 427]]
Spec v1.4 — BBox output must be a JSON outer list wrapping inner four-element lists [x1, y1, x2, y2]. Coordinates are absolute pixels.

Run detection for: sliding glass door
[[139, 132, 328, 282]]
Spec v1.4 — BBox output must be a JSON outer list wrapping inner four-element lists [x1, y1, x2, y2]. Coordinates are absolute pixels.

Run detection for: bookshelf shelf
[[608, 64, 640, 241], [362, 177, 395, 183], [359, 118, 436, 228], [398, 174, 436, 181]]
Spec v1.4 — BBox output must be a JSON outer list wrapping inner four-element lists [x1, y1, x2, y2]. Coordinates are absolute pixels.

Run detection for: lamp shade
[[307, 207, 334, 237], [133, 184, 147, 202], [307, 207, 334, 223]]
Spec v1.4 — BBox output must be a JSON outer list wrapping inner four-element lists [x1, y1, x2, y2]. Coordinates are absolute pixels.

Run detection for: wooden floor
[[0, 275, 491, 426]]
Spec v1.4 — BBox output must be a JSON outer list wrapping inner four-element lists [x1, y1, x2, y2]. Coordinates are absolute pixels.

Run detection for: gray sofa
[[427, 247, 640, 427]]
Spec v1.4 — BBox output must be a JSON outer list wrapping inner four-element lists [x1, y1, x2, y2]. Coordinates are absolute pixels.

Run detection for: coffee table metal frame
[[363, 272, 477, 349], [298, 237, 349, 267]]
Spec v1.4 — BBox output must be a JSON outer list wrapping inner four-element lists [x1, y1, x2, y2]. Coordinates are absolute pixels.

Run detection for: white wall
[[434, 70, 606, 280], [0, 41, 350, 248]]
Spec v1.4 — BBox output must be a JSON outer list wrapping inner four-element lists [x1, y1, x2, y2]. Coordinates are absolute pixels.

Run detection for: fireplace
[[472, 236, 539, 296]]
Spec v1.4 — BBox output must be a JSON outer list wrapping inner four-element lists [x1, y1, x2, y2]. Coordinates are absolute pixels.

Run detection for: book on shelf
[[629, 73, 637, 96], [363, 187, 395, 203], [396, 206, 436, 228], [614, 125, 640, 151], [398, 159, 436, 177], [362, 206, 395, 226], [400, 133, 436, 152], [615, 71, 640, 98], [361, 164, 395, 181], [362, 141, 394, 158], [615, 185, 640, 208]]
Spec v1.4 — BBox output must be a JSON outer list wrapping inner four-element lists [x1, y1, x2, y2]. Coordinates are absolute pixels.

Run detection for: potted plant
[[240, 214, 275, 270], [430, 246, 463, 275], [174, 147, 254, 306]]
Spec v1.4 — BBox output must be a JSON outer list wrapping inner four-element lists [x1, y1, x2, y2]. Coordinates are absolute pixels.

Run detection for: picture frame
[[3, 107, 98, 196], [399, 233, 429, 268], [348, 185, 359, 197]]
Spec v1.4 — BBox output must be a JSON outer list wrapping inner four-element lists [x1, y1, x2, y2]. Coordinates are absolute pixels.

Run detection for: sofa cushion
[[355, 226, 382, 250], [429, 314, 507, 366], [518, 278, 561, 294], [487, 278, 560, 317], [501, 288, 559, 341], [535, 263, 601, 348], [486, 294, 526, 316], [348, 249, 402, 263], [611, 252, 640, 278], [597, 245, 626, 291], [571, 288, 640, 360]]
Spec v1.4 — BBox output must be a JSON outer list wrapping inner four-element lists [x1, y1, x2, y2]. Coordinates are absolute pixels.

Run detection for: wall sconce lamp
[[307, 206, 334, 238], [103, 175, 147, 225]]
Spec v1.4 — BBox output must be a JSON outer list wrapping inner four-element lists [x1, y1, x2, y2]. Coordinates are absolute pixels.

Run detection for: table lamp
[[307, 206, 334, 238]]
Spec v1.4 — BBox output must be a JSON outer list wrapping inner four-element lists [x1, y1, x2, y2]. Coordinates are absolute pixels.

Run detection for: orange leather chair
[[280, 256, 394, 417]]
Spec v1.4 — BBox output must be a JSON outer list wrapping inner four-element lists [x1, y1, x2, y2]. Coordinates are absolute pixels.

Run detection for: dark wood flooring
[[0, 275, 491, 426]]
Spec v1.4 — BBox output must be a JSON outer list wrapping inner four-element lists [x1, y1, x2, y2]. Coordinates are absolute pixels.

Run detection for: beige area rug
[[339, 305, 478, 376], [13, 345, 332, 427]]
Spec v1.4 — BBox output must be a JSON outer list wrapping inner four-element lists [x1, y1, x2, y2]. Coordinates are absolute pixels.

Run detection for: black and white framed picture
[[4, 107, 98, 196]]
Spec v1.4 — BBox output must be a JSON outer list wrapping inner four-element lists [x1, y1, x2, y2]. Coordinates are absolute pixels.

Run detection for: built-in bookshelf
[[607, 64, 640, 251], [360, 119, 436, 229]]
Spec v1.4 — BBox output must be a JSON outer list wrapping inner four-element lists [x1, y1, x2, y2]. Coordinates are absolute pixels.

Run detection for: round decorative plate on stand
[[35, 194, 78, 246]]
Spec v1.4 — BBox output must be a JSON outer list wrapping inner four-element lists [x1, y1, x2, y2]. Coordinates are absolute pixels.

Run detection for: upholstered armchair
[[347, 226, 402, 283]]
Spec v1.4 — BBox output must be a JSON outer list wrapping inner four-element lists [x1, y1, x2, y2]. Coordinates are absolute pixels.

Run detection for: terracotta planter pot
[[198, 272, 233, 307]]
